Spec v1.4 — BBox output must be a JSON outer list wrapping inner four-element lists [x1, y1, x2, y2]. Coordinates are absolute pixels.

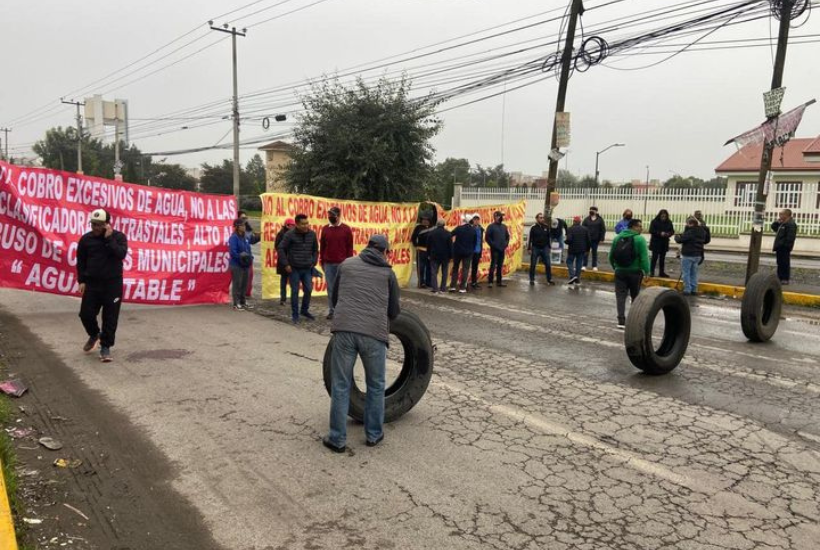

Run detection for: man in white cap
[[324, 234, 400, 452], [76, 209, 128, 362]]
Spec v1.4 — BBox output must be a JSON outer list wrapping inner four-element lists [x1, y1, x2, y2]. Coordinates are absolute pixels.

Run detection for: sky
[[1, 0, 819, 183]]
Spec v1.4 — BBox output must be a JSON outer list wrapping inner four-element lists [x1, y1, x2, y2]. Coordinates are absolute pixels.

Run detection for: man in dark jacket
[[485, 211, 510, 288], [76, 208, 128, 363], [411, 216, 433, 288], [324, 234, 400, 453], [426, 218, 452, 294], [278, 213, 319, 323], [469, 214, 484, 289], [582, 206, 606, 271], [450, 215, 477, 293], [528, 213, 554, 285], [675, 217, 707, 296], [274, 218, 296, 305], [649, 209, 674, 278], [772, 209, 798, 285], [565, 216, 590, 286]]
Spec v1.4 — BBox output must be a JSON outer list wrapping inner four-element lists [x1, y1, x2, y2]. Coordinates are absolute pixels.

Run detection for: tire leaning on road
[[741, 272, 782, 343], [323, 311, 435, 423], [624, 287, 691, 375]]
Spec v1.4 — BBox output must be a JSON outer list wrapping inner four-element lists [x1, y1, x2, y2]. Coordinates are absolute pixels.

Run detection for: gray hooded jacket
[[331, 248, 400, 344]]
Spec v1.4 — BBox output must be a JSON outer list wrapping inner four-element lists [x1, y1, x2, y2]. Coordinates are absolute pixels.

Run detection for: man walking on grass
[[320, 206, 354, 320], [609, 218, 650, 328], [324, 235, 400, 453], [77, 209, 128, 363]]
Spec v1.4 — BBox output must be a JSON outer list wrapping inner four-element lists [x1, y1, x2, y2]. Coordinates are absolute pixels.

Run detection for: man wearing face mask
[[76, 209, 128, 363], [320, 206, 354, 320], [582, 206, 606, 271]]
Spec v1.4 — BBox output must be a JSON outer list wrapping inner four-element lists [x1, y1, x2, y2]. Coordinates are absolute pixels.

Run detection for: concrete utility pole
[[0, 128, 10, 161], [210, 22, 247, 200], [543, 0, 584, 225], [594, 143, 624, 185], [61, 99, 85, 174], [745, 0, 794, 284]]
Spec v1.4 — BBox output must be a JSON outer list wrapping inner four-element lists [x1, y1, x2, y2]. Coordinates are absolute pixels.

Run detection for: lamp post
[[594, 143, 625, 185]]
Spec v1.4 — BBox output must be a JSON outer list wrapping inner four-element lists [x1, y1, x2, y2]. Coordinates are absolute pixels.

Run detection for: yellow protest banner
[[260, 193, 419, 299], [440, 201, 526, 283]]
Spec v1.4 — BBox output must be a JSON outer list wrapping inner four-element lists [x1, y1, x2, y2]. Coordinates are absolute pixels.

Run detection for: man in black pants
[[77, 209, 128, 363], [771, 209, 798, 285], [485, 211, 510, 288]]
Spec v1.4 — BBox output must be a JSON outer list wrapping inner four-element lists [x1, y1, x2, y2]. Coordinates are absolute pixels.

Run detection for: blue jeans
[[327, 331, 387, 447], [567, 253, 584, 280], [681, 256, 700, 294], [416, 250, 431, 287], [584, 240, 600, 268], [529, 246, 552, 282], [323, 263, 340, 314], [289, 268, 313, 316]]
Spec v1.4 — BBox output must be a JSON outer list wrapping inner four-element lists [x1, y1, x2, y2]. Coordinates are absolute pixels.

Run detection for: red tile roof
[[258, 140, 295, 151], [716, 137, 820, 172]]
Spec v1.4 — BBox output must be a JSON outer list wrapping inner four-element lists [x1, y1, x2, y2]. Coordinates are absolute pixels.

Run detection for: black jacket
[[274, 227, 290, 275], [427, 226, 453, 261], [676, 225, 707, 257], [485, 222, 510, 252], [582, 215, 606, 242], [77, 230, 128, 285], [771, 218, 797, 252], [278, 228, 318, 270], [550, 218, 567, 244], [649, 218, 675, 252], [452, 224, 477, 257], [528, 223, 551, 249], [411, 224, 432, 249], [565, 224, 591, 255]]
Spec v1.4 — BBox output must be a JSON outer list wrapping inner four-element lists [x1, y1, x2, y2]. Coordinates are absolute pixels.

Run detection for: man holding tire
[[609, 218, 650, 329], [324, 234, 400, 453]]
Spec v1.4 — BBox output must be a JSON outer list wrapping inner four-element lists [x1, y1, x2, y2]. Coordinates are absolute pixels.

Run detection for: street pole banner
[[440, 200, 526, 283], [260, 192, 419, 298], [0, 161, 235, 305]]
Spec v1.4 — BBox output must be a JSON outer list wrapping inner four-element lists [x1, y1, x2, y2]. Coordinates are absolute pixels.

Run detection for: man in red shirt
[[320, 206, 354, 320]]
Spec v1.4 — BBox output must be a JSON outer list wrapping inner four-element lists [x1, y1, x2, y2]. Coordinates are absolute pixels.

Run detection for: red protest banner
[[0, 161, 235, 305]]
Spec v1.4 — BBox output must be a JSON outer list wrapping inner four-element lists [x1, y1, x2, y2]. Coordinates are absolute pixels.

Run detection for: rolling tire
[[323, 311, 434, 423], [624, 287, 691, 375], [741, 272, 782, 343]]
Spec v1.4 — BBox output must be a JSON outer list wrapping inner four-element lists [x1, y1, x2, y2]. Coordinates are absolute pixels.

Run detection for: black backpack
[[612, 235, 636, 267]]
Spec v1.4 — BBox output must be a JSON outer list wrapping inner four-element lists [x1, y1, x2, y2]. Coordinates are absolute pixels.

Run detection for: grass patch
[[0, 364, 25, 542], [245, 210, 263, 219]]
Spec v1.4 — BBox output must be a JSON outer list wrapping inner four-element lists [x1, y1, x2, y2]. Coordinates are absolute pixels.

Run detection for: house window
[[775, 182, 802, 209], [734, 182, 756, 207]]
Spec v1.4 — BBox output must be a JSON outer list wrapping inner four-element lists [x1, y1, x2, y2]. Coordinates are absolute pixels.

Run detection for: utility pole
[[594, 143, 625, 185], [745, 0, 794, 284], [0, 128, 10, 161], [210, 22, 246, 200], [543, 0, 584, 225], [61, 99, 85, 174]]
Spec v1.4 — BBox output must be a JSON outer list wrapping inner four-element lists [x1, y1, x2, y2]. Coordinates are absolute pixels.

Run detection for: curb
[[521, 263, 820, 308], [0, 456, 18, 550]]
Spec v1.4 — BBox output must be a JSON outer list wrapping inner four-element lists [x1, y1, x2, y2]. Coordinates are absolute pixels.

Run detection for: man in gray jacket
[[324, 234, 400, 453]]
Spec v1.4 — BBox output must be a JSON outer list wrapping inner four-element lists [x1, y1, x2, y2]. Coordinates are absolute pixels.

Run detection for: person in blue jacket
[[229, 219, 260, 310]]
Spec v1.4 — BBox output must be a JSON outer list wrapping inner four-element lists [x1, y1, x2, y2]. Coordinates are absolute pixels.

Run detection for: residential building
[[258, 140, 295, 192]]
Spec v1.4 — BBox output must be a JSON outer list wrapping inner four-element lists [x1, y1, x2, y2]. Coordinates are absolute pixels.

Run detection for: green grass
[[245, 210, 263, 219]]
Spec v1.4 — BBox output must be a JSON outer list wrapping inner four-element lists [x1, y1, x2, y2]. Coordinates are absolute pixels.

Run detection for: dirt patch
[[126, 349, 192, 362], [0, 308, 222, 550]]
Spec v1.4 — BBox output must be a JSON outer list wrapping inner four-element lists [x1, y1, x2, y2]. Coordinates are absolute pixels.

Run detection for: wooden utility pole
[[61, 99, 85, 174], [0, 128, 10, 161], [543, 0, 584, 225], [745, 0, 794, 284], [210, 22, 247, 201]]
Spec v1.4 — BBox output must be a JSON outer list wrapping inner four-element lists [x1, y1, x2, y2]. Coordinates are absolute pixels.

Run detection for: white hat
[[462, 214, 472, 224], [90, 209, 109, 224]]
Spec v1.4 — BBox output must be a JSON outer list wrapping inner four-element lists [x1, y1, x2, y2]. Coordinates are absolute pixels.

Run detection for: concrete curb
[[521, 263, 820, 308], [0, 456, 18, 550]]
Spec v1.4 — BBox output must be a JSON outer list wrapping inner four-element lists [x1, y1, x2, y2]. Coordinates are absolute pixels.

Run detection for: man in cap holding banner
[[76, 209, 128, 363]]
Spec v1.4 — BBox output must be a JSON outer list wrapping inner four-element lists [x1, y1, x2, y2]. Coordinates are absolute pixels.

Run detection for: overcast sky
[[2, 0, 818, 183]]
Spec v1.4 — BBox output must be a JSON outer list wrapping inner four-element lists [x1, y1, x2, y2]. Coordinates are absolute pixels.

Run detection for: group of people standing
[[412, 211, 511, 293]]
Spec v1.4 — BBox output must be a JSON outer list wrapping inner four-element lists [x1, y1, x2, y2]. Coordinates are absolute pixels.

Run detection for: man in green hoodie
[[608, 218, 650, 329]]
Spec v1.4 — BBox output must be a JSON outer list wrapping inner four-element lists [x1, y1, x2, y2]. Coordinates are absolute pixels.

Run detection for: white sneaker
[[592, 267, 598, 272], [581, 266, 587, 272], [616, 323, 625, 330], [233, 304, 245, 311], [458, 289, 467, 294]]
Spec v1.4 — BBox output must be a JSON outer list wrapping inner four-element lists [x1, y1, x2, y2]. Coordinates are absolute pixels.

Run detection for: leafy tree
[[703, 176, 727, 189], [245, 153, 267, 194], [285, 76, 442, 202], [98, 141, 147, 184], [33, 127, 103, 175], [426, 157, 469, 207], [147, 163, 197, 191], [578, 174, 597, 188], [200, 160, 253, 195], [601, 179, 614, 189], [471, 164, 510, 188]]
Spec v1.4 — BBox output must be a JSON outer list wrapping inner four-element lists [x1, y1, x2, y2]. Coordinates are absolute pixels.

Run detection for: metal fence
[[457, 187, 820, 237]]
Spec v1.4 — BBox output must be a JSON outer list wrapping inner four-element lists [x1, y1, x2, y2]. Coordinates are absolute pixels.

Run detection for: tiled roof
[[715, 137, 820, 172]]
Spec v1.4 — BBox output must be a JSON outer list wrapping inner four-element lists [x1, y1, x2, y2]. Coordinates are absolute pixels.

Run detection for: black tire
[[323, 311, 434, 423], [624, 287, 691, 375], [741, 272, 782, 342]]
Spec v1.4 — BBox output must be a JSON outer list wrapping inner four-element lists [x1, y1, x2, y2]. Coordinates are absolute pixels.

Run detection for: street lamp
[[594, 143, 625, 185]]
